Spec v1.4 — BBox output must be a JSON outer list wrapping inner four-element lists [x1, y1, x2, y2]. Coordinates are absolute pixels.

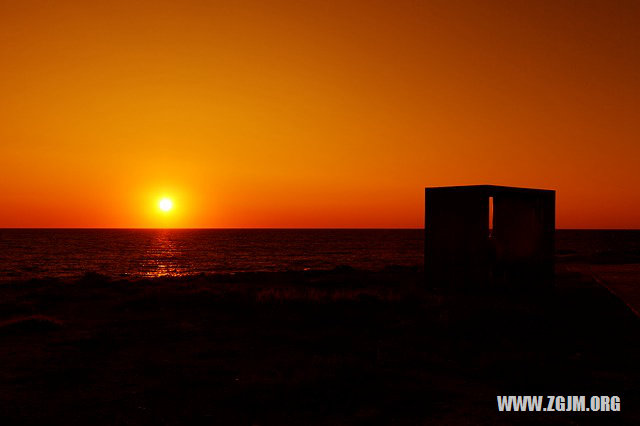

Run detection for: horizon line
[[1, 227, 639, 231]]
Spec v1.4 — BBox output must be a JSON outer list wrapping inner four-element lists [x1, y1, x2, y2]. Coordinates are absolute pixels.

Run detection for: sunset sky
[[1, 0, 639, 228]]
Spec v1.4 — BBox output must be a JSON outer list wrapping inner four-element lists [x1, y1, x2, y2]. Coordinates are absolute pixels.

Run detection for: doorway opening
[[488, 196, 494, 238]]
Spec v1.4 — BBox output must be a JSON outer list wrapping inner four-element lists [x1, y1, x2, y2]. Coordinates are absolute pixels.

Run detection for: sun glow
[[158, 198, 173, 212]]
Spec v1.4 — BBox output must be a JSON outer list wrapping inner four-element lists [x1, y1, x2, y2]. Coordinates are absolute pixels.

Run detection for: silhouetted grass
[[0, 267, 638, 425]]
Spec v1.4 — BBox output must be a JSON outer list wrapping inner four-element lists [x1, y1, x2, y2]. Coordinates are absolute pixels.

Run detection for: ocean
[[0, 229, 639, 281]]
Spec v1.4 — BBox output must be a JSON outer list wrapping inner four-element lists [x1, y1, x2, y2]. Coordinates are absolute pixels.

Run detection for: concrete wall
[[492, 191, 555, 286], [425, 188, 489, 288]]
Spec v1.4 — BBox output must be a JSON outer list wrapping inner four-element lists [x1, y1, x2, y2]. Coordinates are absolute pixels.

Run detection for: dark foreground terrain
[[1, 266, 639, 425]]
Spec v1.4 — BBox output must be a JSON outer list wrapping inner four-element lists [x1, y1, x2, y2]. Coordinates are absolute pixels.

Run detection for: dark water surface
[[0, 229, 423, 280], [0, 229, 638, 281]]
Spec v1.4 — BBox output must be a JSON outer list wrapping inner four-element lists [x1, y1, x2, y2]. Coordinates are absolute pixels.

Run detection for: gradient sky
[[1, 0, 639, 228]]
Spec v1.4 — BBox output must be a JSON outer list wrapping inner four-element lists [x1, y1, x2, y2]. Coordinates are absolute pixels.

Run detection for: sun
[[158, 198, 173, 212]]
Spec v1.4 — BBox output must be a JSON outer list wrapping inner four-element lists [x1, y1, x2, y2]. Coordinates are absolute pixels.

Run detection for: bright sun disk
[[159, 198, 173, 212]]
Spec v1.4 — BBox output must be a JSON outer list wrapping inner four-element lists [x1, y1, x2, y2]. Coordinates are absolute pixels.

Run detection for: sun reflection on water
[[141, 230, 191, 278]]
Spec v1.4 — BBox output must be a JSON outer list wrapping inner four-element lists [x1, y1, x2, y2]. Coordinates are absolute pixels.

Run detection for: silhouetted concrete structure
[[425, 185, 555, 288]]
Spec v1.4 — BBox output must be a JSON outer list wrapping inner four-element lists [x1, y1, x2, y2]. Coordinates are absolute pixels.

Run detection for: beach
[[1, 261, 639, 425], [3, 0, 639, 423]]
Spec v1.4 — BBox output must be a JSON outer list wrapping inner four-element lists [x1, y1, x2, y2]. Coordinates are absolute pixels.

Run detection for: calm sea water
[[0, 229, 638, 281], [0, 229, 423, 281]]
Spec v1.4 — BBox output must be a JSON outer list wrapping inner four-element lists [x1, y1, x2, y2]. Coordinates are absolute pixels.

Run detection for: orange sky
[[1, 0, 639, 228]]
